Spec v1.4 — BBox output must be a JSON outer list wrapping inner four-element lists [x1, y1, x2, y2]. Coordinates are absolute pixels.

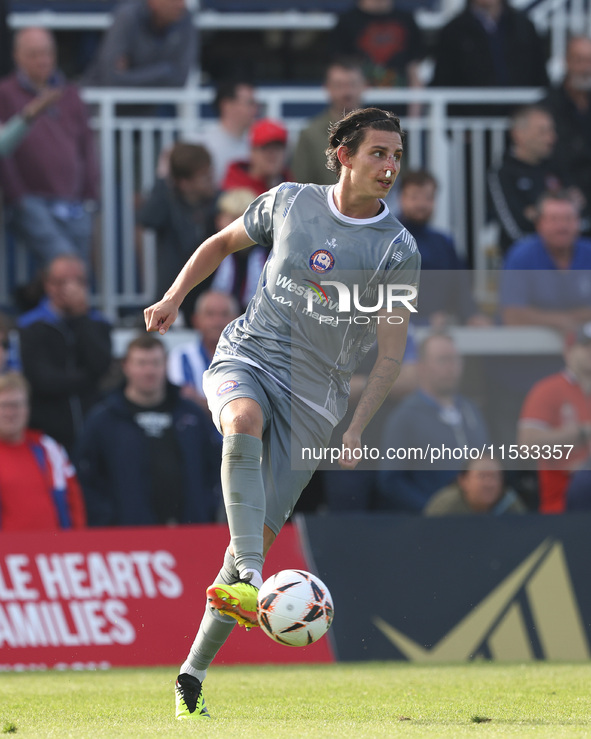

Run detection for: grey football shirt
[[214, 182, 421, 425]]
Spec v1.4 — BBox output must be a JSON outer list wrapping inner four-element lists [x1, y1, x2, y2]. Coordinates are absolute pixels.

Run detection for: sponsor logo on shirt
[[217, 380, 240, 396], [309, 249, 335, 273]]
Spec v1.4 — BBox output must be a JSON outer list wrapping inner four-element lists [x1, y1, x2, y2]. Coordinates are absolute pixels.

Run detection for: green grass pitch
[[1, 662, 591, 737]]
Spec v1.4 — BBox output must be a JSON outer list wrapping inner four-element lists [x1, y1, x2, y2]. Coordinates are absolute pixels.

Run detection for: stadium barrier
[[0, 86, 545, 318], [302, 512, 591, 663], [3, 513, 590, 669], [0, 523, 334, 671]]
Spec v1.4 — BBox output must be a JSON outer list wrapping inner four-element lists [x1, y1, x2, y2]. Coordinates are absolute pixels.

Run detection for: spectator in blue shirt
[[500, 191, 591, 333]]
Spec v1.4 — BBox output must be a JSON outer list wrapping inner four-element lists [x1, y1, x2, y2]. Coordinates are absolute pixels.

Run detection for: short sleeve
[[242, 187, 279, 248]]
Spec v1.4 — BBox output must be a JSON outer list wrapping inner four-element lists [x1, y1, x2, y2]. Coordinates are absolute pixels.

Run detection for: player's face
[[345, 129, 403, 199]]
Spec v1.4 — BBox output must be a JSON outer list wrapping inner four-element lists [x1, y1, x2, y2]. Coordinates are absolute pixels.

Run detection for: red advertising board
[[0, 524, 335, 671]]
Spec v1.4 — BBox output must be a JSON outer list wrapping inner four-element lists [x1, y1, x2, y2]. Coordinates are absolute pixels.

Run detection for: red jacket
[[221, 161, 293, 197], [0, 429, 86, 530]]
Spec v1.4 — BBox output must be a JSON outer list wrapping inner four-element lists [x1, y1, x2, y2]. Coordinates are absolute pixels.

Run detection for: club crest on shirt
[[217, 379, 240, 396], [309, 249, 335, 273]]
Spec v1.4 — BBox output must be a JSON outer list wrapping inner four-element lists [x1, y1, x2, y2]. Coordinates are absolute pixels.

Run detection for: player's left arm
[[340, 308, 410, 470]]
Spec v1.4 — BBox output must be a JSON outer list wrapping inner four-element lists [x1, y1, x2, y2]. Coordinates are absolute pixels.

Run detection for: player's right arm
[[144, 217, 255, 334]]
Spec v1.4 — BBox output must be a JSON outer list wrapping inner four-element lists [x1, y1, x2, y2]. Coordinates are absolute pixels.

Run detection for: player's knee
[[220, 399, 263, 437]]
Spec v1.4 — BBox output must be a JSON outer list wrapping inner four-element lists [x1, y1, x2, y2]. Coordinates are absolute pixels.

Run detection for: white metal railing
[[1, 86, 547, 318]]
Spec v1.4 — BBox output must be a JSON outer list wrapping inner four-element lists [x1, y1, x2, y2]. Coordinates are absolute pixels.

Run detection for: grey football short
[[203, 359, 334, 535]]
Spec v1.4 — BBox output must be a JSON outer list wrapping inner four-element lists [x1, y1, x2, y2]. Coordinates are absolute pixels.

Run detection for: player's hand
[[339, 427, 362, 470], [144, 297, 179, 335]]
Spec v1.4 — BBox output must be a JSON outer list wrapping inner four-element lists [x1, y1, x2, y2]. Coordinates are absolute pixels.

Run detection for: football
[[256, 569, 334, 647]]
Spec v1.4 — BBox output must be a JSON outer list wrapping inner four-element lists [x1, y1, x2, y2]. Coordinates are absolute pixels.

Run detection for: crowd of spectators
[[0, 0, 591, 528]]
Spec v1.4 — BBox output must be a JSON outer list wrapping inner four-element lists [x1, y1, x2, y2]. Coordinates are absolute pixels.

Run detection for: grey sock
[[185, 548, 239, 672], [186, 605, 236, 672], [221, 433, 265, 577]]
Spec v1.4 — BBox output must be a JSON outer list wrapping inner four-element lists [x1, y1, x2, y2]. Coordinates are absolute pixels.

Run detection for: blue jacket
[[75, 384, 221, 526], [378, 390, 488, 512]]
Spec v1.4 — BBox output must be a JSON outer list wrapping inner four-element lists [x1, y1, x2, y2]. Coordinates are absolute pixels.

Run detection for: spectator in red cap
[[518, 322, 591, 513], [221, 118, 292, 196]]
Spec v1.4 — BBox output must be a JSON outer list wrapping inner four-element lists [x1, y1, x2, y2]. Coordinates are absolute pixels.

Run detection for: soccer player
[[144, 107, 420, 719]]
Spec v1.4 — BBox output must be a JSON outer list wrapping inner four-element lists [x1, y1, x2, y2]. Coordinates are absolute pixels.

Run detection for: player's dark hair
[[169, 142, 212, 181], [325, 107, 404, 177], [399, 168, 438, 191]]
